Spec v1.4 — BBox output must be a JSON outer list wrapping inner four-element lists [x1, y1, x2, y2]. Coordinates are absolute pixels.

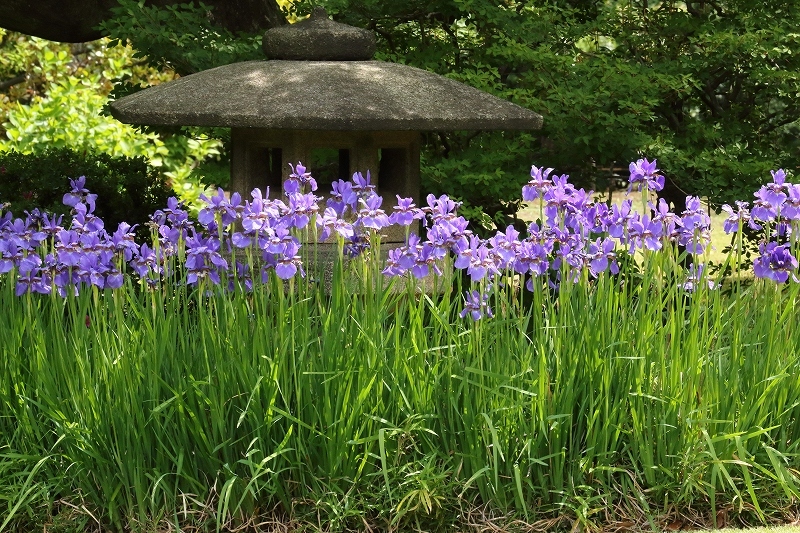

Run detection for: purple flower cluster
[[381, 158, 712, 318], [627, 158, 665, 193], [318, 169, 394, 256], [721, 169, 800, 282], [1, 177, 138, 296], [0, 163, 398, 297], [0, 160, 795, 318]]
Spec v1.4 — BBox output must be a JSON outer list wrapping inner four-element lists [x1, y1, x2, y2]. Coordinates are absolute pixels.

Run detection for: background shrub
[[0, 147, 171, 240]]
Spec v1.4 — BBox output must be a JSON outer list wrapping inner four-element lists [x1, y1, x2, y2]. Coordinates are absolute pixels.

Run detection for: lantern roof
[[109, 8, 542, 132]]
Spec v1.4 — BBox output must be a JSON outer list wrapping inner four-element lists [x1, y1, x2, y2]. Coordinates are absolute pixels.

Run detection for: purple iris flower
[[327, 180, 358, 216], [18, 254, 41, 276], [260, 225, 298, 256], [554, 231, 587, 272], [344, 234, 371, 258], [460, 289, 493, 321], [427, 216, 470, 251], [274, 241, 305, 280], [76, 252, 112, 289], [783, 185, 800, 221], [424, 194, 459, 225], [650, 198, 682, 242], [453, 235, 482, 270], [389, 196, 424, 226], [54, 230, 81, 267], [241, 188, 283, 234], [543, 182, 577, 226], [0, 239, 19, 274], [287, 162, 317, 193], [78, 230, 107, 252], [627, 214, 663, 253], [69, 176, 89, 194], [105, 270, 124, 290], [185, 233, 228, 285], [588, 237, 619, 277], [41, 213, 64, 236], [0, 210, 12, 232], [607, 200, 634, 240], [317, 207, 354, 241], [357, 194, 390, 230], [157, 223, 186, 252], [286, 192, 319, 229], [71, 202, 104, 233], [583, 202, 610, 234], [24, 208, 45, 228], [513, 239, 551, 276], [771, 169, 788, 186], [628, 158, 664, 193], [751, 185, 784, 223], [762, 169, 789, 204], [469, 247, 500, 282], [382, 246, 407, 277], [231, 231, 252, 249], [111, 222, 139, 262], [63, 176, 98, 212], [753, 242, 798, 283], [410, 242, 445, 279], [721, 201, 752, 234], [351, 171, 376, 197], [397, 235, 424, 271], [678, 197, 711, 255], [199, 188, 241, 229], [152, 198, 194, 243], [5, 218, 46, 251], [541, 174, 588, 230], [130, 243, 163, 279], [385, 237, 417, 274], [522, 165, 554, 201], [489, 226, 521, 269], [452, 235, 499, 282], [16, 254, 50, 296]]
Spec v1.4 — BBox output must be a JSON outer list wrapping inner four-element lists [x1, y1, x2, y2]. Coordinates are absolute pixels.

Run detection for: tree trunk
[[0, 0, 286, 43]]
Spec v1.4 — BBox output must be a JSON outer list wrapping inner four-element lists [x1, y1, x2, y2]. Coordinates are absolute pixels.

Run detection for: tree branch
[[0, 74, 25, 92], [440, 22, 461, 69], [369, 24, 395, 52], [759, 110, 800, 136]]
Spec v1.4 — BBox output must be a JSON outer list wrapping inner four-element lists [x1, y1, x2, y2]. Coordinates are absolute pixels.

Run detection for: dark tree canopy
[[0, 0, 285, 42]]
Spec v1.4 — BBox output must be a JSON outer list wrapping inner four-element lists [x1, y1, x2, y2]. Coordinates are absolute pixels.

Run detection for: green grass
[[1, 239, 800, 531]]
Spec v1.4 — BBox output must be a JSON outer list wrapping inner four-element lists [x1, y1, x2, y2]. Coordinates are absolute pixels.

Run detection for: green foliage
[[0, 29, 225, 211], [3, 77, 165, 157], [100, 0, 263, 76], [0, 29, 162, 157], [597, 1, 800, 207], [0, 148, 171, 240]]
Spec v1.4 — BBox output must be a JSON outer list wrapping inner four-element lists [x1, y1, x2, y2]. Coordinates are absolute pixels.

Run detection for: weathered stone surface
[[263, 7, 376, 61], [0, 0, 285, 43], [109, 60, 543, 131]]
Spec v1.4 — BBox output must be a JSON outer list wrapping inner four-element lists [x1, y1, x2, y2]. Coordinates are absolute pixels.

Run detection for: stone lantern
[[109, 8, 542, 241]]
